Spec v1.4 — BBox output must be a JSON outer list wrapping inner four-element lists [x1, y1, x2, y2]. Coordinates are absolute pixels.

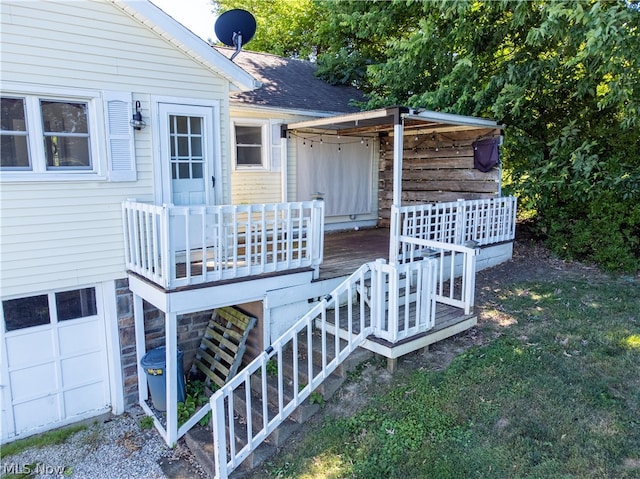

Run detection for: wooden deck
[[319, 227, 390, 280]]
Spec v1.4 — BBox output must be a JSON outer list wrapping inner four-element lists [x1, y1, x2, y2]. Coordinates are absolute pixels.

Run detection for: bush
[[540, 192, 640, 273]]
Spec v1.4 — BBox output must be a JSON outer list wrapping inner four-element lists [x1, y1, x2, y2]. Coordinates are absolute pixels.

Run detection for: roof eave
[[111, 0, 258, 92], [406, 110, 504, 129]]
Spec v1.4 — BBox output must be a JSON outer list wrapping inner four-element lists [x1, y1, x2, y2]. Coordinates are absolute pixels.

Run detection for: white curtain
[[296, 138, 372, 216]]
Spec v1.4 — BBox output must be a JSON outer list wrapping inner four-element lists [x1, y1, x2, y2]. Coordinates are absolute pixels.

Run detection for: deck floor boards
[[319, 228, 390, 280]]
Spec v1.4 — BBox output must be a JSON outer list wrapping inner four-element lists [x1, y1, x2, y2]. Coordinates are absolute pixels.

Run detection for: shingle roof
[[215, 47, 366, 114]]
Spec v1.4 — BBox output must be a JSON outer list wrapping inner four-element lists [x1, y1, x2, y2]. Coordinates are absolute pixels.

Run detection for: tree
[[314, 0, 640, 271], [212, 0, 320, 59]]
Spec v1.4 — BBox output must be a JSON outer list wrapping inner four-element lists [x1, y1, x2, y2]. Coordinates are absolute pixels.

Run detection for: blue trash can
[[140, 346, 186, 411]]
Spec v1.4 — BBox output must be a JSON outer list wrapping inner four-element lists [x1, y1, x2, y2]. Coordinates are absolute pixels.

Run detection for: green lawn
[[262, 277, 640, 478]]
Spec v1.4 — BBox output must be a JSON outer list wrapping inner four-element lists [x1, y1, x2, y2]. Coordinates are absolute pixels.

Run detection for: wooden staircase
[[184, 334, 374, 477]]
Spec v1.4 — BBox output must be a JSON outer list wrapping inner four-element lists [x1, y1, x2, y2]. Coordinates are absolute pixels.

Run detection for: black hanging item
[[472, 138, 499, 172]]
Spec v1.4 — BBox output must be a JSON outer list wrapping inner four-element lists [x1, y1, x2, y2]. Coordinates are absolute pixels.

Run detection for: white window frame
[[0, 84, 106, 182], [233, 119, 269, 171]]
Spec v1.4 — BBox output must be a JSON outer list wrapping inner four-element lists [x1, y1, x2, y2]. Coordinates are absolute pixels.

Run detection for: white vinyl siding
[[0, 0, 234, 297]]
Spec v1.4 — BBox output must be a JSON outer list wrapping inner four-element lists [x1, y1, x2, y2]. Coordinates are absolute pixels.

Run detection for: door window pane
[[190, 137, 202, 157], [3, 295, 50, 331], [0, 97, 30, 169], [192, 162, 203, 179], [56, 288, 97, 321], [169, 115, 205, 180]]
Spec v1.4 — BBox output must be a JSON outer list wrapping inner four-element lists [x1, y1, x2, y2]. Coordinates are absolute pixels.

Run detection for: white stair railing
[[210, 262, 376, 478], [209, 257, 441, 478]]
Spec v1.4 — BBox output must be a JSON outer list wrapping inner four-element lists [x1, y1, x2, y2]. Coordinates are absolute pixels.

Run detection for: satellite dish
[[214, 9, 256, 61]]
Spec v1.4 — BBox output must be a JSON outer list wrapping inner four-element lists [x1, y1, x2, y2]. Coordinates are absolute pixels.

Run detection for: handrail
[[209, 256, 441, 477], [210, 262, 376, 478], [122, 200, 325, 289], [399, 237, 479, 314]]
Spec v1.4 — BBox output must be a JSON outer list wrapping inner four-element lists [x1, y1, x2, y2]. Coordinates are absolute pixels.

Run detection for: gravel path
[[1, 406, 207, 479]]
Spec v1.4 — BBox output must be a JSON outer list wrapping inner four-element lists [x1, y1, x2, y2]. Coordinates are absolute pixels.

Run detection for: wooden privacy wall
[[378, 132, 501, 226]]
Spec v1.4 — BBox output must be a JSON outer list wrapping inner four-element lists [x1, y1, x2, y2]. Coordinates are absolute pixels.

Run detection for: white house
[[0, 0, 258, 443], [1, 2, 517, 474]]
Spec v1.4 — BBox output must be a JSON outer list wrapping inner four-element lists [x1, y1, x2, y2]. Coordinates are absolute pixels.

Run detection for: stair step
[[185, 339, 373, 477], [184, 425, 282, 479], [232, 390, 300, 447], [249, 373, 323, 423]]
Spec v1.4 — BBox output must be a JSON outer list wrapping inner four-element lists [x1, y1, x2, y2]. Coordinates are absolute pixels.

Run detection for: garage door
[[1, 286, 111, 441]]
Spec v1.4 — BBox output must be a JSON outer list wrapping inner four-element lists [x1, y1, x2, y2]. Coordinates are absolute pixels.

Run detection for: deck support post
[[133, 293, 147, 405], [389, 117, 404, 265], [386, 357, 398, 374], [165, 311, 178, 447]]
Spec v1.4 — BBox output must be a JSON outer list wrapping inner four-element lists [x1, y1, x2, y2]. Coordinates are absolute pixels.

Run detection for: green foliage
[[139, 415, 154, 430], [0, 424, 87, 458], [309, 391, 325, 406], [177, 379, 212, 428], [212, 0, 321, 58], [312, 0, 640, 272], [264, 277, 640, 478], [266, 358, 278, 376]]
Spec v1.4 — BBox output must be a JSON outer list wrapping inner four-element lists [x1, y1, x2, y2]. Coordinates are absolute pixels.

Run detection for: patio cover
[[286, 106, 504, 261]]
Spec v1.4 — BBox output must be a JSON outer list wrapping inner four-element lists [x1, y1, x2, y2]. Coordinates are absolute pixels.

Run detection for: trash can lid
[[140, 346, 183, 368]]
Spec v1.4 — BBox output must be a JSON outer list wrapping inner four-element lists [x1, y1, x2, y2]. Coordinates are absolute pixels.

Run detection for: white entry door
[[159, 103, 218, 206]]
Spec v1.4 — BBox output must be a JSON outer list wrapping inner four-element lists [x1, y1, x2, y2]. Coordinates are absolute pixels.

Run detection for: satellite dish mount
[[215, 9, 257, 61]]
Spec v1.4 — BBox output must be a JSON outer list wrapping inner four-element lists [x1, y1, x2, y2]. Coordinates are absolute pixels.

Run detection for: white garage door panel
[[64, 383, 108, 417], [58, 319, 102, 355], [9, 363, 57, 401], [60, 352, 106, 387], [2, 286, 112, 442], [6, 330, 54, 368], [13, 396, 60, 432]]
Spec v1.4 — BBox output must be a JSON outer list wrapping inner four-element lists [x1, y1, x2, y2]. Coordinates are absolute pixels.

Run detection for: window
[[0, 94, 97, 177], [0, 97, 30, 169], [170, 115, 204, 180], [2, 287, 97, 332], [41, 100, 91, 169], [235, 124, 265, 168], [55, 288, 97, 321], [2, 295, 50, 331]]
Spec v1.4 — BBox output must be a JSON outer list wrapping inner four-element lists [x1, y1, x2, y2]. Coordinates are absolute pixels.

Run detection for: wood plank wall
[[378, 132, 501, 226]]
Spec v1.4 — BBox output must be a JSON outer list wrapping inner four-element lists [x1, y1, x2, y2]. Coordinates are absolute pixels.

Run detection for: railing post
[[311, 200, 324, 278], [212, 392, 228, 479], [454, 198, 466, 244], [160, 204, 171, 289], [462, 242, 480, 315], [372, 259, 386, 337], [389, 205, 400, 265]]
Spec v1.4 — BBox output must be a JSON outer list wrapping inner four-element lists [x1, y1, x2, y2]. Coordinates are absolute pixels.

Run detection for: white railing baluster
[[122, 200, 324, 289]]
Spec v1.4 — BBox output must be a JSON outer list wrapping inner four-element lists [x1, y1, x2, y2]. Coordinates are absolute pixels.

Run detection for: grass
[[0, 424, 87, 459], [261, 277, 640, 478]]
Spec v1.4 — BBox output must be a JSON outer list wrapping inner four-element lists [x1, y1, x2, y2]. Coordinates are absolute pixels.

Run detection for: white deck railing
[[399, 196, 517, 247], [211, 262, 377, 478], [122, 200, 324, 289], [366, 258, 437, 343], [399, 237, 479, 315]]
